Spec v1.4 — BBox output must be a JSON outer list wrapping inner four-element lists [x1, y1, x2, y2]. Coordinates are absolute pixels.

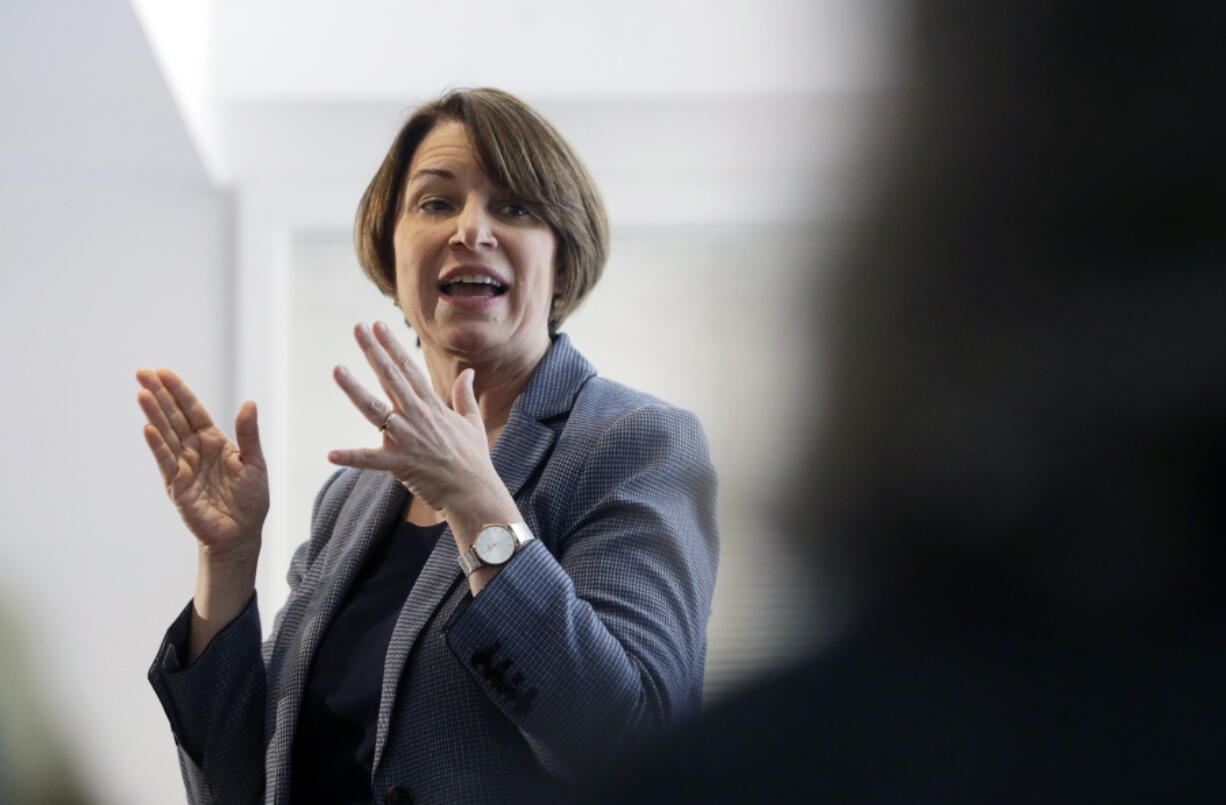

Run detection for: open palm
[[136, 368, 268, 559]]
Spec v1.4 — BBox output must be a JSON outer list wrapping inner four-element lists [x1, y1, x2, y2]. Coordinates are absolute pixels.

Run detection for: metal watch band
[[457, 547, 483, 577], [507, 521, 534, 548]]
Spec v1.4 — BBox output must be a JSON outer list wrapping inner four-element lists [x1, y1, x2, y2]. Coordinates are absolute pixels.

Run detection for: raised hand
[[136, 368, 269, 564], [327, 322, 518, 537]]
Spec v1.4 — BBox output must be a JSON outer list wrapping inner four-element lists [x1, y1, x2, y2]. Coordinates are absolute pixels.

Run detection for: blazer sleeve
[[147, 469, 346, 805], [443, 404, 720, 782]]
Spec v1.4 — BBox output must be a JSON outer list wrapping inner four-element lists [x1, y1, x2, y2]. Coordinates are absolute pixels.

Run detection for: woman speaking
[[137, 88, 718, 805]]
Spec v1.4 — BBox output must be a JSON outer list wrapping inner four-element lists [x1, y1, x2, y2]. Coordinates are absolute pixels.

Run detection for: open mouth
[[439, 276, 508, 298]]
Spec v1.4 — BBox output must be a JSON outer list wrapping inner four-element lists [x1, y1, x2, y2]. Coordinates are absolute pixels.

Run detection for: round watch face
[[474, 525, 516, 565]]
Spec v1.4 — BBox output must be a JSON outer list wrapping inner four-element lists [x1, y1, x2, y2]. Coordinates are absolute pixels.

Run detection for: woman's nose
[[449, 198, 497, 251]]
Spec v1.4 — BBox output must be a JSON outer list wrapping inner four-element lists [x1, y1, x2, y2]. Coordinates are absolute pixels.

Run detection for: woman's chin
[[434, 322, 506, 360]]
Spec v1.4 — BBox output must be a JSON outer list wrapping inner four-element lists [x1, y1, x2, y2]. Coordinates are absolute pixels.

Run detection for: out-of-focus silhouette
[[0, 601, 91, 805], [571, 1, 1226, 802]]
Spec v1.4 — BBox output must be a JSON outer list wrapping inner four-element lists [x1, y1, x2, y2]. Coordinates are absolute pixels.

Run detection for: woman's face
[[393, 120, 557, 365]]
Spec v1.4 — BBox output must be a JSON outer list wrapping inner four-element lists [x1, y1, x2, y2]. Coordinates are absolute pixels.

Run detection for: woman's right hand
[[136, 368, 269, 564]]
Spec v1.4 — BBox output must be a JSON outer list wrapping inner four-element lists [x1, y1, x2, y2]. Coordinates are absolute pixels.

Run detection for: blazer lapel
[[371, 334, 596, 770]]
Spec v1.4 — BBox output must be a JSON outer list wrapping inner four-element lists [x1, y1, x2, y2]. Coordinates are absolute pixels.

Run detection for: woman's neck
[[421, 338, 550, 440]]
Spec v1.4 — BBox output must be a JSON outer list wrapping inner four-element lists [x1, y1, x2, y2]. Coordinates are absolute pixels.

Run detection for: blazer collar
[[510, 333, 597, 422], [488, 333, 595, 499]]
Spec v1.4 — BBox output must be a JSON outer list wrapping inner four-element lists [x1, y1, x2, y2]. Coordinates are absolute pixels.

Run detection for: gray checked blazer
[[149, 334, 719, 805]]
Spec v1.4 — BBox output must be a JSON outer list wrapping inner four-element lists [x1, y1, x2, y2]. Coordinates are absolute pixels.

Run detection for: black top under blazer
[[149, 334, 720, 804]]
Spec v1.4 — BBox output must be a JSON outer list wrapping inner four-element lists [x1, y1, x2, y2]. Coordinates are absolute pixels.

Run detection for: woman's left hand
[[328, 321, 512, 530]]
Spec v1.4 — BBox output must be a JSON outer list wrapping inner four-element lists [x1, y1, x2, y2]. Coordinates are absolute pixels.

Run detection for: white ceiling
[[131, 0, 904, 219], [206, 0, 892, 100]]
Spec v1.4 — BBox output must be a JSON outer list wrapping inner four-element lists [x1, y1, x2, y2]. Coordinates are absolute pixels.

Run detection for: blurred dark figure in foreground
[[574, 1, 1226, 802], [0, 601, 91, 804]]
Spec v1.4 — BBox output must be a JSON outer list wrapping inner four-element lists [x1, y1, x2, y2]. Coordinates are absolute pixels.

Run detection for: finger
[[137, 368, 193, 443], [451, 368, 482, 425], [157, 368, 215, 432], [333, 364, 397, 429], [355, 323, 422, 415], [235, 401, 266, 471], [372, 320, 435, 404], [327, 446, 401, 472], [135, 383, 182, 453], [142, 424, 180, 484]]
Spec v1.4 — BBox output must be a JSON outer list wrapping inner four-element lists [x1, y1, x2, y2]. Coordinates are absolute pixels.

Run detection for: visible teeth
[[450, 274, 501, 286]]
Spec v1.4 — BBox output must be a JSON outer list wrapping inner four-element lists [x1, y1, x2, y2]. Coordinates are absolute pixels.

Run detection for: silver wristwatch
[[457, 522, 535, 577]]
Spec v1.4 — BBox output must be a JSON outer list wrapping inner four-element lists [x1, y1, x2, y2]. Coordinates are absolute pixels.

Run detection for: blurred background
[[1, 0, 902, 801]]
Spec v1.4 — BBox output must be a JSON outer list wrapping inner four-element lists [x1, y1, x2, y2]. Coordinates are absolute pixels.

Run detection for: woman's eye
[[499, 203, 532, 218], [420, 199, 452, 213]]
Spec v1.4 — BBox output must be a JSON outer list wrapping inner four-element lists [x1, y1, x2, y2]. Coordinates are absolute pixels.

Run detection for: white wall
[[1, 2, 229, 802]]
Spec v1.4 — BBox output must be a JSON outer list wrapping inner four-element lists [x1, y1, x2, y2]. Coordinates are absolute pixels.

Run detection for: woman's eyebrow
[[408, 167, 456, 184]]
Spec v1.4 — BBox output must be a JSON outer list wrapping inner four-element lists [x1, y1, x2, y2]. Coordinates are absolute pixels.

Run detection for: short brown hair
[[354, 88, 609, 332]]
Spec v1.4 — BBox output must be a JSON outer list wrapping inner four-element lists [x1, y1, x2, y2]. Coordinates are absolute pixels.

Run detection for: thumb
[[235, 400, 266, 470], [451, 369, 482, 425]]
